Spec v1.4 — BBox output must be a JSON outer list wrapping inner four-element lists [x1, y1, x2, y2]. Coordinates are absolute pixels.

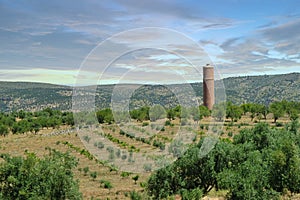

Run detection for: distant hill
[[0, 82, 72, 112], [0, 73, 299, 112], [223, 73, 300, 104]]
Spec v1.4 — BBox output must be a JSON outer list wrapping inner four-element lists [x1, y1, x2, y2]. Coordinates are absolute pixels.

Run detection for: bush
[[199, 124, 204, 130], [83, 135, 91, 143], [119, 129, 126, 135], [0, 149, 82, 199], [132, 175, 139, 184], [143, 163, 152, 172], [121, 154, 127, 160], [100, 180, 112, 189], [147, 123, 300, 200], [121, 171, 131, 178], [129, 191, 142, 200], [90, 171, 98, 181], [165, 120, 171, 126], [83, 166, 89, 176], [94, 141, 104, 149], [142, 122, 149, 126], [116, 149, 121, 158], [0, 125, 9, 136]]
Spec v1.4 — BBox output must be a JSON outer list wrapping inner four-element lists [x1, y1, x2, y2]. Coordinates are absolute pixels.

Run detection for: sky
[[0, 0, 300, 85]]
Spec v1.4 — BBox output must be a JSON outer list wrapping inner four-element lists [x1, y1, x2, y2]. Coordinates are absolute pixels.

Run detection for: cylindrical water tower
[[203, 64, 215, 110]]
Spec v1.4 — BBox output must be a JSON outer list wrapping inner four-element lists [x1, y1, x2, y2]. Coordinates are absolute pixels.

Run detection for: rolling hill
[[0, 72, 299, 112]]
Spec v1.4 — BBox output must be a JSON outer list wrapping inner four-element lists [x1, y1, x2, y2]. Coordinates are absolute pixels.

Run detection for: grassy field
[[0, 114, 299, 199]]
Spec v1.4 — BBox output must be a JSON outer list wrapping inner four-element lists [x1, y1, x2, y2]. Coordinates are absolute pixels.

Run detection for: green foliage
[[1, 73, 300, 112], [165, 120, 172, 126], [130, 106, 150, 122], [0, 148, 82, 199], [143, 163, 152, 172], [167, 108, 176, 120], [270, 101, 285, 123], [199, 105, 211, 119], [152, 140, 165, 150], [142, 122, 149, 126], [83, 166, 90, 176], [211, 103, 226, 121], [100, 180, 112, 189], [180, 188, 203, 200], [0, 124, 9, 136], [90, 171, 98, 181], [94, 141, 105, 149], [129, 191, 142, 200], [168, 139, 185, 158], [149, 104, 166, 122], [83, 135, 91, 143], [120, 171, 131, 178], [147, 122, 300, 200], [104, 133, 140, 152], [96, 108, 114, 124], [226, 102, 243, 122], [0, 108, 74, 135], [218, 151, 279, 200], [189, 106, 200, 122], [61, 141, 94, 160], [132, 175, 139, 184]]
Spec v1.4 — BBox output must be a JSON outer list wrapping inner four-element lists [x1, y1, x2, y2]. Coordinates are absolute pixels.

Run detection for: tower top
[[203, 64, 213, 68]]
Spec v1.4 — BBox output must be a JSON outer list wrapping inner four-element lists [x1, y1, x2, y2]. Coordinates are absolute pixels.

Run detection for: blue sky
[[0, 0, 299, 85]]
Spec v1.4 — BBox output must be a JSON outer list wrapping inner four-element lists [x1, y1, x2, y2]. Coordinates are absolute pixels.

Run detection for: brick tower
[[203, 64, 214, 110]]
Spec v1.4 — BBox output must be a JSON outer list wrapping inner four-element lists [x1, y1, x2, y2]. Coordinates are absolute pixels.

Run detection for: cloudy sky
[[0, 0, 299, 85]]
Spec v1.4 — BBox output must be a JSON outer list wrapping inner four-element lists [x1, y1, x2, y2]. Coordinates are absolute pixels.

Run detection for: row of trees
[[95, 105, 211, 124], [1, 100, 299, 136], [0, 108, 74, 136], [238, 100, 300, 122], [95, 100, 299, 125], [146, 121, 300, 199], [219, 100, 300, 123]]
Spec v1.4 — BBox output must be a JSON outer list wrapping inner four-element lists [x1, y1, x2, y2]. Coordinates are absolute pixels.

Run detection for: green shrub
[[83, 166, 89, 176], [132, 175, 139, 184], [119, 129, 126, 135], [0, 149, 82, 199], [83, 135, 91, 143], [94, 141, 104, 149], [121, 171, 131, 178], [129, 191, 142, 200], [100, 180, 112, 189], [90, 171, 98, 181], [143, 163, 152, 172], [142, 122, 149, 126], [165, 120, 171, 126]]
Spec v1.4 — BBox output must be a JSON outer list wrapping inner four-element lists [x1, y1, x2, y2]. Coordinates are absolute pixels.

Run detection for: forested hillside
[[223, 72, 300, 104], [0, 72, 299, 112]]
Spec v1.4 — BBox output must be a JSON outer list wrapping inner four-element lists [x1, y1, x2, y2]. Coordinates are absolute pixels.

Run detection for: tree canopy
[[147, 122, 300, 199], [0, 148, 82, 199]]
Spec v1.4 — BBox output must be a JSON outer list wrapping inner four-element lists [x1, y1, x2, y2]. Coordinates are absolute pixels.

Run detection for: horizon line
[[0, 71, 299, 87]]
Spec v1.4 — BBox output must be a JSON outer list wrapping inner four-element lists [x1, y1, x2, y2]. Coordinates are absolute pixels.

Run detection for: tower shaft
[[203, 65, 214, 110]]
